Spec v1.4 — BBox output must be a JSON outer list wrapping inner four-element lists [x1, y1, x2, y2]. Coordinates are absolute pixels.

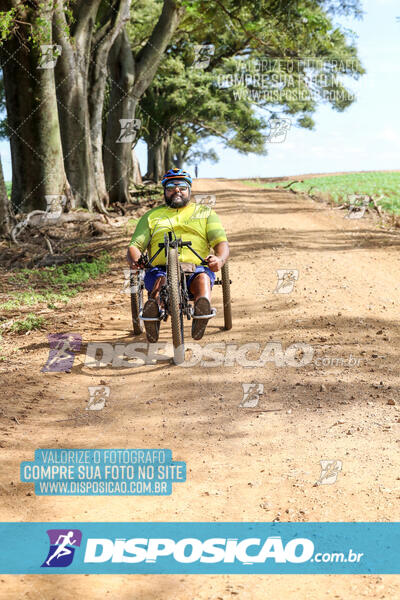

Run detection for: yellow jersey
[[129, 202, 228, 266]]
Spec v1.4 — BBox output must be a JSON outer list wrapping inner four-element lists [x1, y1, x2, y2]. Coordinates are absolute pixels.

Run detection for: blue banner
[[0, 522, 399, 574]]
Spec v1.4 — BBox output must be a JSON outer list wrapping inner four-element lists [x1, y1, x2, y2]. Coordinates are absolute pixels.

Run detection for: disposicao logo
[[41, 529, 82, 568], [83, 536, 314, 564]]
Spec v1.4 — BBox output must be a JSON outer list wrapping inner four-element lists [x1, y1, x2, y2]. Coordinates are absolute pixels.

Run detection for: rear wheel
[[130, 271, 144, 335], [221, 261, 232, 330], [167, 248, 184, 362]]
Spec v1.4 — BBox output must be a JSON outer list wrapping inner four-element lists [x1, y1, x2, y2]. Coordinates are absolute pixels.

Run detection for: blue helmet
[[161, 168, 192, 187]]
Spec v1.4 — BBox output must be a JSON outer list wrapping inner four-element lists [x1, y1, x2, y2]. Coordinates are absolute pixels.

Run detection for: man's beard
[[165, 191, 191, 208]]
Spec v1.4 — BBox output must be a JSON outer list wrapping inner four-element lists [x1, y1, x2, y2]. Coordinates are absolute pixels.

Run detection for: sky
[[1, 0, 399, 182]]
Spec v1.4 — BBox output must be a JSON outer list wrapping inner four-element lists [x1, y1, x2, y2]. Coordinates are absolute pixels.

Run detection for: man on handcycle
[[127, 168, 229, 342]]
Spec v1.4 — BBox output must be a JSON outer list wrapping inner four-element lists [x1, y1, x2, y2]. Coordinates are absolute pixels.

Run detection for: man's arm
[[205, 209, 229, 271], [127, 245, 142, 269], [126, 213, 151, 269], [206, 241, 230, 272]]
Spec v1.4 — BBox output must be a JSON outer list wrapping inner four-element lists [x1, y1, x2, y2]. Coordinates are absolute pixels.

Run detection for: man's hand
[[206, 241, 229, 272], [206, 255, 223, 272]]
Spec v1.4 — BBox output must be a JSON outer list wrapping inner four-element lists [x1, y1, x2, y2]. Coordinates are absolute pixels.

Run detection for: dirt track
[[1, 179, 400, 598]]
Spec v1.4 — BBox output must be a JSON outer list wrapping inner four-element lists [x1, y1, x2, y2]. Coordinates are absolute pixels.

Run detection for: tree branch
[[134, 0, 185, 97], [71, 0, 103, 42], [92, 0, 131, 48]]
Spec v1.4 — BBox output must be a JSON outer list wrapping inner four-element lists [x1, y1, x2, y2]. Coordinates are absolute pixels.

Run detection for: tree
[[53, 0, 131, 211], [137, 0, 363, 180], [0, 0, 72, 212], [138, 55, 268, 179], [103, 0, 185, 203], [0, 0, 187, 211], [224, 0, 364, 122]]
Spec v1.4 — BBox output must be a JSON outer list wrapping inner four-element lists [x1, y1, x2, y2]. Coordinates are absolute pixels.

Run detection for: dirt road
[[1, 179, 400, 598]]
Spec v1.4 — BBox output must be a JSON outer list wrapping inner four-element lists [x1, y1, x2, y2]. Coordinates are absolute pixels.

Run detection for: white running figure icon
[[47, 335, 76, 367], [46, 531, 77, 565]]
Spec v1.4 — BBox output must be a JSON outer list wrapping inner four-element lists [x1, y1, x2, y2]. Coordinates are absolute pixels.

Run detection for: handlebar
[[153, 237, 208, 266]]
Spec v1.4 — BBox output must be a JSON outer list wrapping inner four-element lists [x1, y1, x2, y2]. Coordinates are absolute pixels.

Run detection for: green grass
[[2, 252, 111, 311], [244, 172, 400, 215], [6, 181, 11, 198], [34, 253, 111, 286], [0, 289, 76, 311], [9, 314, 45, 333]]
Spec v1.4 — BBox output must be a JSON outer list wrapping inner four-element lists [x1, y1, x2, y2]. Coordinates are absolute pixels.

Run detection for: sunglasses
[[165, 182, 189, 190]]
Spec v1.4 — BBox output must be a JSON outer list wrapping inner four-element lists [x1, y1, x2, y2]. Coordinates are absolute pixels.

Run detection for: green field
[[244, 172, 400, 215]]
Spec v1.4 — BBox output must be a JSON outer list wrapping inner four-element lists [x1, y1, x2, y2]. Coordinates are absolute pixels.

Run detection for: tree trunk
[[88, 0, 131, 209], [104, 0, 184, 202], [173, 151, 184, 169], [0, 152, 11, 235], [154, 140, 166, 182], [164, 136, 173, 171], [145, 137, 166, 182], [53, 0, 103, 211], [131, 149, 142, 184], [0, 1, 70, 212], [146, 144, 155, 180], [103, 29, 136, 204]]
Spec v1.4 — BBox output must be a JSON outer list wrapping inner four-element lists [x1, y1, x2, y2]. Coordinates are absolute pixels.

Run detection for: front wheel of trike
[[130, 271, 144, 335], [167, 247, 184, 363]]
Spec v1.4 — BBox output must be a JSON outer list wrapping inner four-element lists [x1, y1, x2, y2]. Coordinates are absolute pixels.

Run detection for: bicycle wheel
[[167, 247, 184, 360], [221, 261, 232, 331], [130, 271, 144, 335]]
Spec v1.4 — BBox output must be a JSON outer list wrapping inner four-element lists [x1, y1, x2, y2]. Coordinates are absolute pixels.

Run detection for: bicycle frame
[[147, 231, 209, 268], [138, 232, 216, 325]]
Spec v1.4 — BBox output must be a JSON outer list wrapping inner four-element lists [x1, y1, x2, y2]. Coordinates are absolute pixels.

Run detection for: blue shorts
[[144, 265, 215, 299]]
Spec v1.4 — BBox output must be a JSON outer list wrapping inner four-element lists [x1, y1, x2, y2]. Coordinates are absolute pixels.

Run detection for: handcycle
[[129, 231, 232, 363]]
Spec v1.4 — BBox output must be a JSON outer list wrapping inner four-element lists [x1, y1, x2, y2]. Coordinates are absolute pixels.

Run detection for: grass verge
[[1, 252, 112, 313], [244, 172, 400, 215], [9, 314, 45, 333]]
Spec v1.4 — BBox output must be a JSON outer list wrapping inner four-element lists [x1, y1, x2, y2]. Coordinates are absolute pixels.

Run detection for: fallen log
[[89, 221, 111, 235], [30, 212, 105, 225], [11, 211, 106, 244]]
